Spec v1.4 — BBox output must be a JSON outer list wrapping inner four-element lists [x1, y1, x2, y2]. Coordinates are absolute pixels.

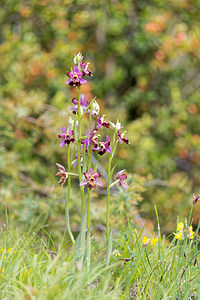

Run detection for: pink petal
[[58, 134, 65, 138], [84, 172, 92, 180], [67, 72, 73, 77], [73, 66, 79, 73], [118, 169, 126, 176], [93, 172, 101, 179], [80, 93, 85, 103], [88, 168, 94, 175], [79, 78, 87, 85], [62, 127, 67, 134], [65, 79, 71, 85], [56, 163, 65, 172], [70, 105, 77, 111], [121, 181, 128, 189], [80, 179, 87, 186], [59, 139, 65, 148], [106, 147, 112, 154], [121, 174, 127, 180], [96, 179, 103, 187]]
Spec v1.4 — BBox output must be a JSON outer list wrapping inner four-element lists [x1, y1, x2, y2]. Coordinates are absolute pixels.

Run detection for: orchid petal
[[106, 147, 112, 154], [121, 181, 128, 189], [65, 79, 71, 85], [70, 105, 77, 112], [80, 93, 85, 104], [62, 127, 67, 134], [80, 179, 87, 186], [56, 163, 65, 172], [121, 174, 127, 180], [117, 169, 126, 176], [106, 135, 110, 143], [72, 98, 78, 104], [93, 172, 101, 179], [79, 78, 87, 84], [88, 167, 94, 175], [96, 179, 103, 187], [73, 66, 79, 73], [59, 139, 66, 148]]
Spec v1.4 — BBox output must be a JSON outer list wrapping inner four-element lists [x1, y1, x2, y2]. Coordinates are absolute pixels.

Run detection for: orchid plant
[[56, 53, 129, 263]]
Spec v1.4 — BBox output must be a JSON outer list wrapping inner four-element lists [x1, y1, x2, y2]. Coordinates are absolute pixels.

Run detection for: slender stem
[[106, 154, 112, 246], [87, 145, 93, 230], [110, 179, 120, 189], [106, 131, 118, 247], [77, 86, 85, 213], [87, 189, 91, 229], [81, 96, 97, 120], [66, 145, 75, 244]]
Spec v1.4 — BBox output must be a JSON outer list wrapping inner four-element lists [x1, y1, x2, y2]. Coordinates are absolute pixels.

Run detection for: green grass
[[0, 218, 199, 300]]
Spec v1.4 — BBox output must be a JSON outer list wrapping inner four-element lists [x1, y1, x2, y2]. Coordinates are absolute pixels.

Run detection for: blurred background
[[1, 0, 200, 241]]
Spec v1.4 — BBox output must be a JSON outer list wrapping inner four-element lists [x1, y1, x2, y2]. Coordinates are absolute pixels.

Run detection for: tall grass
[[0, 216, 199, 299]]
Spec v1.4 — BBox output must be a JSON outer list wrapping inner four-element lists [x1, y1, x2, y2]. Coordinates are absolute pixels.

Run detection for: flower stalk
[[87, 189, 92, 229], [77, 86, 85, 213], [57, 53, 129, 254], [106, 154, 112, 247], [66, 145, 75, 244]]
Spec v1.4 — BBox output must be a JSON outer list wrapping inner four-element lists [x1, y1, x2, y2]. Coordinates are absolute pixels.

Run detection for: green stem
[[110, 179, 120, 189], [66, 145, 75, 244], [87, 189, 91, 229], [87, 146, 93, 230], [106, 154, 112, 247], [77, 86, 85, 213], [81, 96, 97, 120]]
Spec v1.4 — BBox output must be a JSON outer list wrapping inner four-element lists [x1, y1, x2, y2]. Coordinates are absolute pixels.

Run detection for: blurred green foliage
[[1, 0, 200, 236]]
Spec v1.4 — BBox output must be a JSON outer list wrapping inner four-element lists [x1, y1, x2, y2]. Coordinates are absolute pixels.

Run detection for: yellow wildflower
[[142, 236, 150, 247], [174, 222, 195, 240], [112, 249, 121, 257], [8, 248, 13, 254], [174, 232, 183, 240], [177, 222, 184, 232], [151, 237, 158, 246], [188, 226, 195, 239]]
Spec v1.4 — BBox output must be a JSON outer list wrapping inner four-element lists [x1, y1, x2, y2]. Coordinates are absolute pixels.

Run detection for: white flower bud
[[68, 116, 74, 129], [109, 119, 122, 131], [91, 100, 100, 117], [68, 117, 78, 130], [74, 52, 82, 65], [109, 121, 116, 129], [115, 119, 122, 131]]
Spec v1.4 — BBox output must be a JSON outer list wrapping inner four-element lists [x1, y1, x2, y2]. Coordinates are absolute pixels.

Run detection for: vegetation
[[0, 214, 199, 299], [1, 0, 200, 233], [1, 1, 200, 298]]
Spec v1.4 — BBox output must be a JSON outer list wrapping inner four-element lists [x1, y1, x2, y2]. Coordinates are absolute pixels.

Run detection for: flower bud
[[91, 100, 100, 117], [110, 119, 122, 131], [73, 52, 82, 65]]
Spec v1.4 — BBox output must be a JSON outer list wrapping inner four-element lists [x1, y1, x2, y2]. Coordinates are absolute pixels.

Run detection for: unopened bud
[[74, 52, 82, 65], [91, 100, 100, 117], [110, 119, 122, 131]]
